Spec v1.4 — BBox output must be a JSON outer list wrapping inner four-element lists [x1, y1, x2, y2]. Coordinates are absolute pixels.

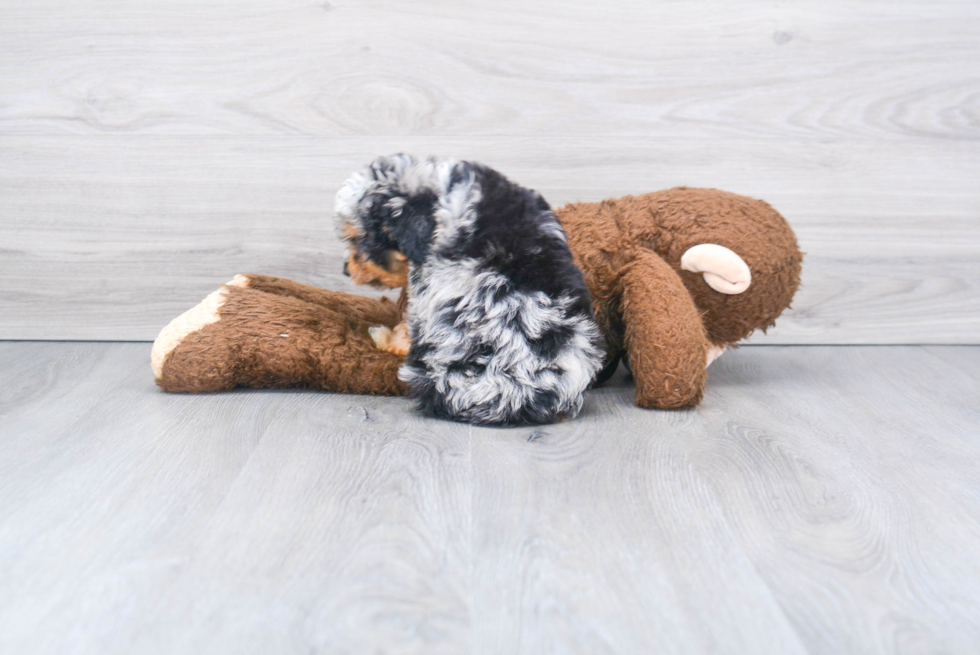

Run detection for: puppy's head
[[335, 155, 438, 288], [341, 223, 410, 288]]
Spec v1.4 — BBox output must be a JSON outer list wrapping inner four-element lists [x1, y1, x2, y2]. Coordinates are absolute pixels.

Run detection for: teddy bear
[[151, 187, 802, 410]]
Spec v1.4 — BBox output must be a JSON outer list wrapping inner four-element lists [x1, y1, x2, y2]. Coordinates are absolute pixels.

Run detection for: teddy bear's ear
[[680, 244, 752, 294]]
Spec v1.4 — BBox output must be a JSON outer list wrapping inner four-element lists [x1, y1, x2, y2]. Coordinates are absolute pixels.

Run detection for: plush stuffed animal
[[152, 187, 802, 410]]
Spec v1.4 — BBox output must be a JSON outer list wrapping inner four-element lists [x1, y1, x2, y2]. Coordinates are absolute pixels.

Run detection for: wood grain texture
[[694, 346, 980, 653], [0, 342, 469, 654], [1, 342, 979, 654], [1, 0, 977, 140], [0, 0, 978, 342], [1, 135, 977, 342]]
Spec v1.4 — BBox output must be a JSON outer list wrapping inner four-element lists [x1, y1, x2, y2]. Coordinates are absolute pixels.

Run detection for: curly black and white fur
[[336, 155, 604, 426]]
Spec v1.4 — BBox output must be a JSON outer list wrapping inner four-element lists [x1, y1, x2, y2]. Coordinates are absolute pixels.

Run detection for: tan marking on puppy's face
[[345, 252, 408, 288], [342, 223, 360, 241], [340, 221, 409, 288]]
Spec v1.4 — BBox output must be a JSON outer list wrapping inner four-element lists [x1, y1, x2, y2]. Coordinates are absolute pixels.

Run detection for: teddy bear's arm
[[620, 250, 709, 409]]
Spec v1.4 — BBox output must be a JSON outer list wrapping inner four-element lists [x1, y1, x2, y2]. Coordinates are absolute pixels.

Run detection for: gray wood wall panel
[[2, 342, 979, 652], [1, 1, 978, 342]]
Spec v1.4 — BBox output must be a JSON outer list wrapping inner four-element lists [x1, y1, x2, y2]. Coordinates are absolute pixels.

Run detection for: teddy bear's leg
[[225, 274, 402, 326], [620, 250, 710, 409], [230, 274, 411, 356], [152, 281, 406, 396]]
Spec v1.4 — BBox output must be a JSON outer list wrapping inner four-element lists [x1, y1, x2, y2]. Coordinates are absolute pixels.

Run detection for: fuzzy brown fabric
[[157, 278, 407, 395], [558, 187, 802, 407], [619, 249, 708, 409], [155, 188, 802, 409], [560, 188, 803, 348]]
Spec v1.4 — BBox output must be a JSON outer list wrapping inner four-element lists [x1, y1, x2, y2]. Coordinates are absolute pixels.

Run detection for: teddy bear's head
[[557, 187, 802, 352], [647, 188, 803, 346]]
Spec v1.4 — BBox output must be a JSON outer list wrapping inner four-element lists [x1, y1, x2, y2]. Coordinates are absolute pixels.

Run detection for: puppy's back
[[398, 162, 604, 425]]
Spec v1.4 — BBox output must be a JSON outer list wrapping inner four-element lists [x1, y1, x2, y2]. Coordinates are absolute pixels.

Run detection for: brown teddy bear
[[151, 187, 802, 410]]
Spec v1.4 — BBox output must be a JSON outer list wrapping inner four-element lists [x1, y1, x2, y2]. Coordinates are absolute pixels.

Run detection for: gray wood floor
[[1, 342, 978, 654]]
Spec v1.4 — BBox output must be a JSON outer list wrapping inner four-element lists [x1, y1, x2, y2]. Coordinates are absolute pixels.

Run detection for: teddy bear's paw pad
[[681, 244, 752, 294], [151, 288, 230, 380]]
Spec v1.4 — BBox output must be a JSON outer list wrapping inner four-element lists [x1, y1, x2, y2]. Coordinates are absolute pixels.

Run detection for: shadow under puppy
[[336, 154, 604, 426]]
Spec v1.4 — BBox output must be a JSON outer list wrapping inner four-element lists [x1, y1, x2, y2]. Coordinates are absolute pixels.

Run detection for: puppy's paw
[[386, 322, 411, 356], [368, 323, 410, 356]]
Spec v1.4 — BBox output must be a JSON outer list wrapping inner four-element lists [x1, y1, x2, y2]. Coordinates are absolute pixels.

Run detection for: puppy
[[336, 154, 603, 425]]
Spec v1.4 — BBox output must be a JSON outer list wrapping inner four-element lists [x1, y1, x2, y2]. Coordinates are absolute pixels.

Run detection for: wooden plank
[[468, 383, 809, 654], [0, 1, 977, 141], [699, 345, 980, 652], [128, 398, 471, 654], [1, 135, 977, 342], [2, 342, 979, 652], [922, 345, 980, 383], [469, 344, 980, 653], [0, 342, 470, 654]]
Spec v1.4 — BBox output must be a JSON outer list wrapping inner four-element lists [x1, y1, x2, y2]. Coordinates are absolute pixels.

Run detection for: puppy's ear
[[388, 188, 437, 265]]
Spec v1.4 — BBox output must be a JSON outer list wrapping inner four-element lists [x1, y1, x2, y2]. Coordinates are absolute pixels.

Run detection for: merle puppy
[[336, 154, 603, 425]]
